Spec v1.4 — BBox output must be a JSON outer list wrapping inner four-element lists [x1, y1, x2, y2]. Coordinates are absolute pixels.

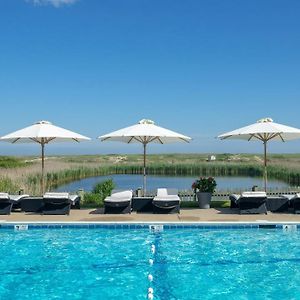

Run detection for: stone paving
[[2, 208, 300, 223]]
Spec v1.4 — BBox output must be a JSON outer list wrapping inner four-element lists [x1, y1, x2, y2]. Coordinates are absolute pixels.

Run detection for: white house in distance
[[207, 155, 216, 162]]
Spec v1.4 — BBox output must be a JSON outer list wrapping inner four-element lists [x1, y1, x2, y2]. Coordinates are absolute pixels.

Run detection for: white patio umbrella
[[99, 119, 191, 195], [0, 120, 90, 193], [218, 118, 300, 191]]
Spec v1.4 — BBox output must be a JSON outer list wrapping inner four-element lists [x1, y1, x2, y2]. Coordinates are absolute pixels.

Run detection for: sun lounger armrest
[[229, 194, 240, 203]]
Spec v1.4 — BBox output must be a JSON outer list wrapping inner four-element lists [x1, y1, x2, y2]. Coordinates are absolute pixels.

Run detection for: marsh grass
[[0, 156, 27, 168], [0, 177, 20, 193], [1, 154, 300, 195]]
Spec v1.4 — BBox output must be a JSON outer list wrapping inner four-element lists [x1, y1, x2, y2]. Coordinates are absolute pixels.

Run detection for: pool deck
[[2, 208, 300, 223]]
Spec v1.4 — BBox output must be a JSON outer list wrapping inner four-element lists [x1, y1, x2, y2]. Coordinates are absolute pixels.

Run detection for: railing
[[145, 188, 300, 202]]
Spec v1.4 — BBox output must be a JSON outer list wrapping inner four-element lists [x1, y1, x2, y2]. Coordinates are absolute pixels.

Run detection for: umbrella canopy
[[0, 120, 90, 193], [218, 118, 300, 191], [99, 119, 191, 194]]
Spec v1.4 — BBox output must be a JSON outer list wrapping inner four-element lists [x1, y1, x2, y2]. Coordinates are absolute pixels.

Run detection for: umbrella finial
[[257, 118, 273, 123], [139, 119, 155, 125], [35, 120, 52, 125]]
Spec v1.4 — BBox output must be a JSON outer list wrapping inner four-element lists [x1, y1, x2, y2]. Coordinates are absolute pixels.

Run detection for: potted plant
[[192, 177, 217, 209]]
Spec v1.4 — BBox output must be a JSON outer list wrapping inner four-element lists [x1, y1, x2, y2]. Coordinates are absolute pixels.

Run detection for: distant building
[[207, 155, 216, 162]]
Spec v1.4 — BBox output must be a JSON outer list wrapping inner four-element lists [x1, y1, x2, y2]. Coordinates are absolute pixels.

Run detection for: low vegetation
[[81, 179, 115, 208]]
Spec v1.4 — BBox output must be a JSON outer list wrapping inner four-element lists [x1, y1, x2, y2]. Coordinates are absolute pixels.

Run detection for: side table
[[132, 197, 153, 212]]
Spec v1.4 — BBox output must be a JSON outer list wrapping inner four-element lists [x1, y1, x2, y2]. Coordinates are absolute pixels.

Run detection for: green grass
[[0, 156, 27, 168]]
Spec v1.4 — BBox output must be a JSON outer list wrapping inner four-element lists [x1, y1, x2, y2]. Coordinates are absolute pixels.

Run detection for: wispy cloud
[[27, 0, 78, 8]]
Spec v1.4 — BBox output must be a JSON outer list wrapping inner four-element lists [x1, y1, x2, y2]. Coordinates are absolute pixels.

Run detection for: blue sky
[[0, 0, 300, 156]]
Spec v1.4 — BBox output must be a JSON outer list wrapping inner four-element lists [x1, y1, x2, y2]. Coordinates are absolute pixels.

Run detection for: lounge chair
[[42, 192, 76, 215], [229, 194, 240, 208], [266, 196, 289, 213], [0, 193, 30, 215], [230, 191, 267, 214], [152, 188, 181, 214], [282, 194, 300, 214], [104, 190, 133, 214], [0, 193, 13, 215]]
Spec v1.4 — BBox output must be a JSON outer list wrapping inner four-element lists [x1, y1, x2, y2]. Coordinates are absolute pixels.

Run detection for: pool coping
[[1, 220, 300, 229]]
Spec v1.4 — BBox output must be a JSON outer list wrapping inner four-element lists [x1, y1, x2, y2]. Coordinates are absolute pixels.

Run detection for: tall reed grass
[[0, 177, 20, 193], [20, 162, 300, 195]]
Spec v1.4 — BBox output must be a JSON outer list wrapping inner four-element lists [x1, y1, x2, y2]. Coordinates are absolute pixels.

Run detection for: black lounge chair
[[0, 193, 30, 215], [10, 194, 30, 211], [42, 192, 73, 215], [229, 194, 240, 208], [0, 193, 13, 215], [266, 196, 289, 213], [230, 192, 267, 214], [152, 188, 181, 214], [104, 190, 133, 214], [282, 194, 300, 214]]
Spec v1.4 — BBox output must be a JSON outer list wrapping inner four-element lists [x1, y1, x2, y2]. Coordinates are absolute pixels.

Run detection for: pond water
[[55, 174, 290, 193]]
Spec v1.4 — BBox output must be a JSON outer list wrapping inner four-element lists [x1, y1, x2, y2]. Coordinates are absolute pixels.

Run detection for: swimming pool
[[0, 224, 300, 299]]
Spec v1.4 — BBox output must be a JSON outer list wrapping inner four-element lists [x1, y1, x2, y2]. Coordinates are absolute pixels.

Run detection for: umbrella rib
[[248, 134, 262, 141], [128, 136, 135, 143], [101, 137, 110, 141], [148, 136, 159, 143], [179, 137, 190, 143], [12, 138, 20, 144], [220, 135, 232, 140], [135, 136, 145, 143], [47, 137, 56, 143], [144, 136, 152, 143], [30, 137, 41, 144], [266, 133, 277, 141], [256, 133, 267, 142], [279, 133, 285, 142], [157, 137, 164, 144], [264, 133, 281, 142], [248, 134, 255, 141]]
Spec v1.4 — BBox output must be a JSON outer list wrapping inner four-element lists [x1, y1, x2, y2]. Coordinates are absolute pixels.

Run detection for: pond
[[55, 174, 291, 193]]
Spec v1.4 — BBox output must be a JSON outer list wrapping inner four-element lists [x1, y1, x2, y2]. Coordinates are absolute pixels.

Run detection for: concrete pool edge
[[1, 220, 300, 229]]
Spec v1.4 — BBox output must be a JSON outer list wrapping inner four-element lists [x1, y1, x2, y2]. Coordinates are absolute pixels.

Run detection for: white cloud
[[27, 0, 78, 8]]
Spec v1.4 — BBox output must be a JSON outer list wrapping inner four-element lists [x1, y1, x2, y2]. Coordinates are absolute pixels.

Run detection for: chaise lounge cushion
[[104, 190, 133, 203], [153, 188, 181, 201], [44, 192, 70, 200], [153, 188, 181, 214], [0, 193, 10, 200], [104, 190, 133, 214], [241, 191, 267, 198], [9, 194, 30, 202], [44, 192, 80, 205]]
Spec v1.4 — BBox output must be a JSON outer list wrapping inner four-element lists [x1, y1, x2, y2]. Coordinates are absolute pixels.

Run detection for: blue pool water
[[1, 228, 300, 299], [55, 174, 290, 193]]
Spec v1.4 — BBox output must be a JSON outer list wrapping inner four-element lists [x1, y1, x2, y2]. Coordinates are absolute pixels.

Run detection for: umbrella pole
[[143, 143, 147, 196], [263, 141, 267, 192], [41, 142, 45, 195]]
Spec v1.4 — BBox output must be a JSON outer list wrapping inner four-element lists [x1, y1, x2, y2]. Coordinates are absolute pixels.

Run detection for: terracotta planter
[[196, 192, 212, 209]]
